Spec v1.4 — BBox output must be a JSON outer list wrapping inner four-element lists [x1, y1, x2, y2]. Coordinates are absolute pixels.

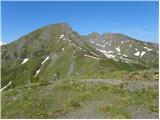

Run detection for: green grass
[[125, 69, 159, 80], [1, 79, 158, 118], [99, 105, 130, 119], [1, 23, 159, 118]]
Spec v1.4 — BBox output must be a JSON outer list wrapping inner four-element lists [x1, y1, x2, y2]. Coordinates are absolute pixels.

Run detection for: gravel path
[[77, 79, 124, 85], [128, 105, 159, 119], [123, 80, 158, 91], [76, 79, 158, 91]]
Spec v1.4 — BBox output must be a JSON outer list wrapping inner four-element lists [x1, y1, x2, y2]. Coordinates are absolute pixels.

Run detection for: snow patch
[[96, 49, 114, 54], [76, 45, 82, 50], [78, 46, 82, 50], [90, 41, 95, 44], [105, 54, 115, 59], [41, 56, 50, 64], [96, 43, 105, 48], [135, 48, 138, 51], [124, 60, 132, 63], [21, 58, 29, 64], [129, 44, 132, 48], [96, 49, 115, 59], [144, 47, 152, 51], [122, 54, 128, 57], [116, 46, 120, 52], [1, 81, 11, 91], [60, 34, 64, 39], [62, 48, 64, 51], [134, 51, 140, 56], [84, 54, 99, 60], [107, 51, 115, 53], [140, 51, 146, 58], [113, 59, 119, 61], [121, 41, 124, 44], [90, 52, 99, 57], [120, 56, 132, 63], [35, 69, 40, 77]]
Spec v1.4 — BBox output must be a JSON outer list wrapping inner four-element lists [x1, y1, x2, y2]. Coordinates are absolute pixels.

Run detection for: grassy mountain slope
[[1, 23, 158, 89], [1, 23, 159, 119]]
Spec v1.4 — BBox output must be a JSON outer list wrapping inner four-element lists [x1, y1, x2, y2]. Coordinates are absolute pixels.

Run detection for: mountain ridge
[[3, 23, 158, 45], [1, 23, 159, 89]]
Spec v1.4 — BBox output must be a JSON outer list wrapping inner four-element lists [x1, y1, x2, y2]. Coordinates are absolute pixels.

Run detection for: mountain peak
[[1, 22, 159, 91], [88, 32, 101, 39], [32, 23, 73, 36], [47, 23, 72, 31], [57, 23, 72, 29]]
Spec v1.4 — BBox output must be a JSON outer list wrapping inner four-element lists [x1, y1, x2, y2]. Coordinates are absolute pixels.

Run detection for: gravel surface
[[77, 79, 158, 91], [127, 105, 159, 119]]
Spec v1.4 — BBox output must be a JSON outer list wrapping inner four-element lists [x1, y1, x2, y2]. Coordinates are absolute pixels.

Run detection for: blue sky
[[2, 1, 158, 43]]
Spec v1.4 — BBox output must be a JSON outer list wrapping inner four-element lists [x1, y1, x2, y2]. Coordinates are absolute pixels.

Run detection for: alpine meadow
[[1, 1, 159, 119]]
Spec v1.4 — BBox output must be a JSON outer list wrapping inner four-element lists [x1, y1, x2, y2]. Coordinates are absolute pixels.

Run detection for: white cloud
[[0, 41, 6, 45]]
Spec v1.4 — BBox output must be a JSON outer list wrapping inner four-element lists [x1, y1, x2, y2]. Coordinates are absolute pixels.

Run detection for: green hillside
[[1, 23, 159, 119]]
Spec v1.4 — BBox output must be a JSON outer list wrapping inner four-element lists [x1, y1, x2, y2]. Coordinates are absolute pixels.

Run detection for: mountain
[[1, 23, 159, 89], [1, 23, 159, 119]]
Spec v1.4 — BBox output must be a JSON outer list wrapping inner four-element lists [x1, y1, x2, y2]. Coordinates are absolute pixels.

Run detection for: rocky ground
[[1, 78, 159, 119]]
